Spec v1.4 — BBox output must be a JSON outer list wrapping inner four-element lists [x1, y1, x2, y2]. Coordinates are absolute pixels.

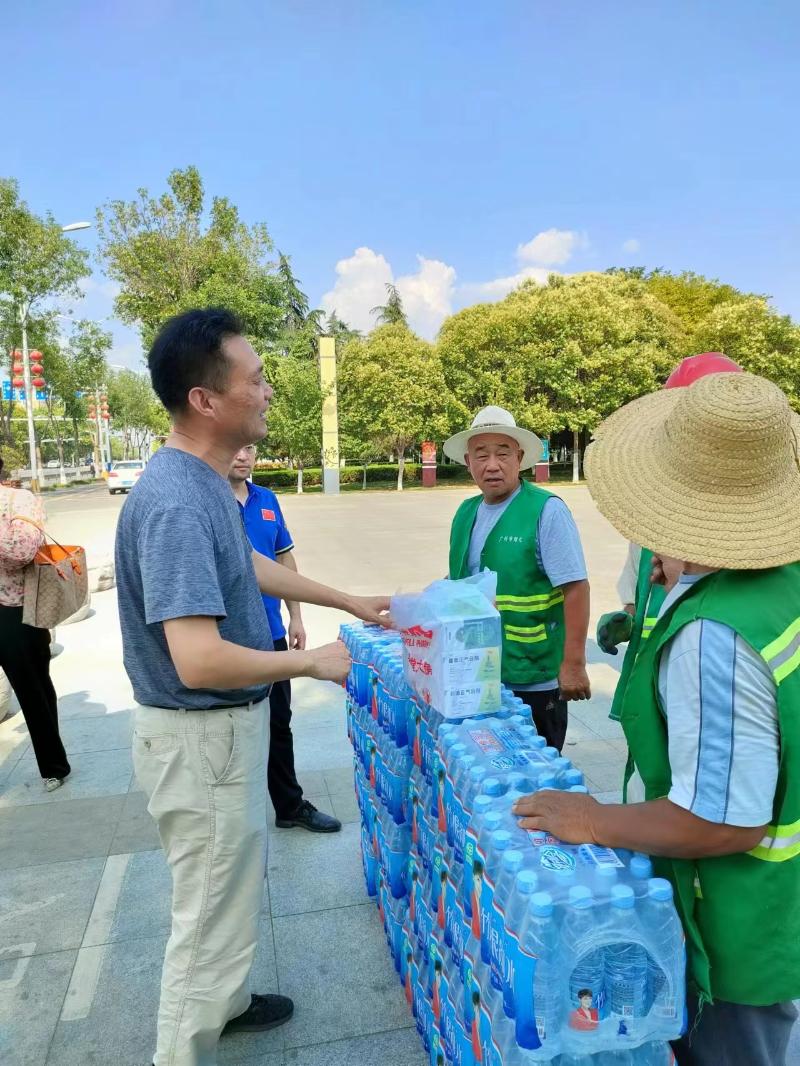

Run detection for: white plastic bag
[[391, 572, 502, 718]]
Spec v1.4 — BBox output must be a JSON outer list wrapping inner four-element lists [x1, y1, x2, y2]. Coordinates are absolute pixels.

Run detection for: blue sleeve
[[535, 497, 588, 587], [269, 494, 294, 554], [137, 506, 226, 625]]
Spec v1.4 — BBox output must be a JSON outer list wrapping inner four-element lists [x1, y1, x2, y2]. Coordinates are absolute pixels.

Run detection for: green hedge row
[[251, 462, 472, 488]]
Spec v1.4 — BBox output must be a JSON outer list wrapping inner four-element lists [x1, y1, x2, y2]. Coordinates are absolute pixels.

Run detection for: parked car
[[46, 459, 60, 468], [108, 460, 145, 494]]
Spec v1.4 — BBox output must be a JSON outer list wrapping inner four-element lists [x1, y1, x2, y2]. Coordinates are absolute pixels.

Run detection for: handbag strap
[[14, 514, 75, 558]]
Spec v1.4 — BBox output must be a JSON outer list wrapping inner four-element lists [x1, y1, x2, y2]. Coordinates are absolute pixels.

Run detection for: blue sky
[[3, 1, 799, 365]]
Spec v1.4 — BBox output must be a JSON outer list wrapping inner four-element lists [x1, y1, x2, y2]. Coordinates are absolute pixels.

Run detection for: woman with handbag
[[0, 454, 70, 791]]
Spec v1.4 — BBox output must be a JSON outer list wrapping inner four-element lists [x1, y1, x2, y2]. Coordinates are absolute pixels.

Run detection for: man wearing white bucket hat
[[513, 372, 800, 1064], [444, 406, 591, 750]]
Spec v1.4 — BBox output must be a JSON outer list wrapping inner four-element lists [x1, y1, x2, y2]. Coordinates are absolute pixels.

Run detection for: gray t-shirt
[[115, 447, 272, 710]]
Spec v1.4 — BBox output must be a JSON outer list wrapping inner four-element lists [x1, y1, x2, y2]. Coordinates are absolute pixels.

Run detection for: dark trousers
[[267, 636, 304, 819], [513, 688, 568, 752], [672, 996, 798, 1065], [0, 605, 70, 780]]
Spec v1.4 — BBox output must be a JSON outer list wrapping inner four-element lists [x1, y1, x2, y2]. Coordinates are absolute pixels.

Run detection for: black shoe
[[275, 799, 342, 833], [222, 993, 294, 1035]]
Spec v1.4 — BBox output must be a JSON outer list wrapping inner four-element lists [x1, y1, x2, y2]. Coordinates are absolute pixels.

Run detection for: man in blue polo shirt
[[230, 444, 341, 832]]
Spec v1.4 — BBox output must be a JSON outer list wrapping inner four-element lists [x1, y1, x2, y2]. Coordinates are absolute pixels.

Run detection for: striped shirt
[[657, 574, 779, 828]]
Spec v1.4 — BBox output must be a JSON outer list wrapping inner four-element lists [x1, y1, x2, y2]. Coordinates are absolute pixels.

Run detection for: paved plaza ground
[[1, 483, 794, 1064]]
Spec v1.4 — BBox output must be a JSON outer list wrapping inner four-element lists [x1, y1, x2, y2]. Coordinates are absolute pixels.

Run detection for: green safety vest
[[621, 565, 800, 1006], [609, 547, 667, 723], [448, 480, 565, 687]]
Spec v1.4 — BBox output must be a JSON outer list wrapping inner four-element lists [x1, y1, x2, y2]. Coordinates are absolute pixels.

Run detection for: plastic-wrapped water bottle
[[562, 886, 605, 1028], [490, 848, 525, 991], [605, 884, 649, 1023], [479, 829, 513, 965], [514, 890, 560, 1055], [502, 867, 538, 1018], [463, 804, 505, 922], [629, 854, 654, 898], [641, 878, 684, 1030]]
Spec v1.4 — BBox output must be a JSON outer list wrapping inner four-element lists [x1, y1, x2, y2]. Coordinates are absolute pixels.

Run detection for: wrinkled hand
[[559, 660, 591, 701], [513, 789, 600, 844], [288, 615, 307, 651], [307, 640, 351, 683], [347, 594, 392, 628], [596, 611, 633, 655]]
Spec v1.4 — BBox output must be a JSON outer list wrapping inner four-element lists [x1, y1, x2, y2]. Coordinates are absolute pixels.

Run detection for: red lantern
[[12, 376, 24, 388], [31, 363, 44, 376], [12, 362, 23, 375], [30, 350, 43, 363], [32, 377, 46, 388]]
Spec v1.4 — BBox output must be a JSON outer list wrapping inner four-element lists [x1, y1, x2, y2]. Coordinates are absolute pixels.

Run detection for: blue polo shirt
[[237, 481, 294, 641]]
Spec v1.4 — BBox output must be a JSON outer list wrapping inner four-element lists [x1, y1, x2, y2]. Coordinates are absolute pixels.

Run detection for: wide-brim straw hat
[[584, 372, 800, 569], [443, 405, 543, 469]]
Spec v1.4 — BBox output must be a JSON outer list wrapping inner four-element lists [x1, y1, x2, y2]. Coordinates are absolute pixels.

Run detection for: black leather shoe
[[222, 993, 294, 1035], [275, 799, 342, 833]]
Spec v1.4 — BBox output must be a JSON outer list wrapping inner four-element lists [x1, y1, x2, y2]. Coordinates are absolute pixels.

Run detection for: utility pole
[[18, 301, 39, 492]]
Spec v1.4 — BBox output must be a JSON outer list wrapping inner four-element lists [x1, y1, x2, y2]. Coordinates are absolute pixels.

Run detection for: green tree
[[438, 272, 684, 480], [107, 368, 168, 459], [96, 166, 286, 350], [370, 283, 408, 327], [339, 323, 463, 490], [692, 297, 800, 409], [607, 267, 753, 338], [265, 355, 326, 492]]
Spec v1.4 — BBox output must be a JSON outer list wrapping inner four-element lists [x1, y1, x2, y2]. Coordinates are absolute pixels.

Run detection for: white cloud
[[320, 247, 455, 338], [459, 266, 551, 302], [516, 228, 583, 266], [622, 238, 641, 254]]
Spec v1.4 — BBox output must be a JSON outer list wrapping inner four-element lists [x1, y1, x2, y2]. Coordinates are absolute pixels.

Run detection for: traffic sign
[[2, 381, 47, 402]]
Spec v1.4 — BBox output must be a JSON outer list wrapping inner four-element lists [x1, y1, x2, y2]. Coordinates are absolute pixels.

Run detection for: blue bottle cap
[[538, 772, 557, 789], [542, 746, 560, 760], [484, 810, 504, 831], [568, 885, 594, 908], [504, 789, 524, 807], [611, 884, 636, 909], [551, 757, 571, 774], [469, 765, 487, 782], [483, 777, 506, 797], [507, 772, 529, 791], [507, 714, 527, 726], [450, 743, 468, 758], [565, 769, 584, 787], [595, 864, 618, 883], [530, 891, 554, 917], [554, 867, 576, 885], [461, 755, 477, 771], [526, 735, 547, 749], [648, 877, 674, 902], [569, 785, 589, 794], [502, 849, 525, 872], [516, 869, 538, 894], [630, 855, 654, 880], [473, 795, 494, 815], [491, 829, 513, 851]]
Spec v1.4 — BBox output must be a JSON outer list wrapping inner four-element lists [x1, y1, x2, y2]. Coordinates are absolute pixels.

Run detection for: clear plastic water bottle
[[490, 848, 525, 991], [502, 867, 538, 1018], [562, 886, 605, 1030], [629, 854, 654, 898], [464, 806, 505, 923], [605, 884, 649, 1024], [641, 878, 684, 1031], [479, 829, 513, 965], [514, 890, 560, 1055]]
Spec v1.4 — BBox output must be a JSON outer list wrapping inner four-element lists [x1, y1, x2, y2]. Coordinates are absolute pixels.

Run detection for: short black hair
[[578, 989, 592, 999], [147, 307, 244, 414]]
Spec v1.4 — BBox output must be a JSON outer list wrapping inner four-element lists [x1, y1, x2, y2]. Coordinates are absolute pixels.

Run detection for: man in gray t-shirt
[[119, 308, 387, 1066]]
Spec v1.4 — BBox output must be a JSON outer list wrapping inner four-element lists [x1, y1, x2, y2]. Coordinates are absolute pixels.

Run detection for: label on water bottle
[[539, 846, 576, 873], [467, 727, 505, 753], [528, 832, 624, 869], [490, 751, 531, 770], [578, 843, 624, 868]]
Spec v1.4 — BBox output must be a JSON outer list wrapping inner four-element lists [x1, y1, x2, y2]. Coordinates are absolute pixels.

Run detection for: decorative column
[[319, 335, 340, 495]]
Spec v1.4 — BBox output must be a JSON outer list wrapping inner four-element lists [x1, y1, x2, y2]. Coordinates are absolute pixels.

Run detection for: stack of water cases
[[341, 623, 685, 1066]]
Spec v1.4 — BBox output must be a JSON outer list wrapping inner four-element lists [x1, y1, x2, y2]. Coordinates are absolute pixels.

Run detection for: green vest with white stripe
[[448, 480, 565, 686], [621, 564, 800, 1006], [609, 548, 667, 722]]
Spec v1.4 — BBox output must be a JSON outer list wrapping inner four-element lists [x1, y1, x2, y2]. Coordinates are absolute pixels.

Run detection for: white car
[[108, 460, 145, 494]]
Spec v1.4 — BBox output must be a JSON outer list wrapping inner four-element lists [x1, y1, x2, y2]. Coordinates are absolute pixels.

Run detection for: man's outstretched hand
[[346, 594, 393, 627], [513, 789, 601, 844]]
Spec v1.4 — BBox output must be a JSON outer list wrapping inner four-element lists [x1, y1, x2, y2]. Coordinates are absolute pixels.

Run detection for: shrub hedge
[[251, 462, 473, 489]]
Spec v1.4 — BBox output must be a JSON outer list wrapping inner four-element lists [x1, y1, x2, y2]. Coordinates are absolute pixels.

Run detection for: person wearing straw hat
[[513, 372, 800, 1064], [596, 354, 743, 733], [444, 406, 591, 751]]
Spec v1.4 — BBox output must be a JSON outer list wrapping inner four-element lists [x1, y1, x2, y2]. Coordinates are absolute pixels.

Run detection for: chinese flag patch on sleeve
[[261, 508, 276, 522]]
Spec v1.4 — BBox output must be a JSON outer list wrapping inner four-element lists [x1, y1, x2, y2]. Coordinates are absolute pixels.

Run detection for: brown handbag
[[16, 518, 89, 629]]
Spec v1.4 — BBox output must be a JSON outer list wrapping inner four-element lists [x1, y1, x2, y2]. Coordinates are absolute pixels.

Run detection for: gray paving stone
[[0, 794, 125, 869], [584, 760, 627, 793], [218, 918, 283, 1063], [322, 766, 355, 793], [292, 725, 352, 772], [328, 788, 360, 825], [57, 688, 127, 720], [274, 903, 411, 1050], [268, 820, 365, 917], [0, 733, 29, 786], [294, 769, 329, 795], [47, 934, 163, 1065], [58, 710, 133, 755], [0, 746, 133, 808], [282, 1027, 425, 1065], [0, 947, 76, 1066], [0, 856, 104, 955], [109, 789, 162, 854], [101, 849, 172, 943]]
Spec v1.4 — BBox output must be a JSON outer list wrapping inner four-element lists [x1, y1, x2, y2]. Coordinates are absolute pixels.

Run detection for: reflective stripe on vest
[[641, 615, 659, 641], [503, 623, 547, 644], [495, 590, 564, 612], [749, 816, 800, 863], [762, 617, 800, 685]]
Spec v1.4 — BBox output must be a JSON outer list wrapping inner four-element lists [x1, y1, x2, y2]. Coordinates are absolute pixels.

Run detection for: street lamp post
[[19, 221, 91, 492]]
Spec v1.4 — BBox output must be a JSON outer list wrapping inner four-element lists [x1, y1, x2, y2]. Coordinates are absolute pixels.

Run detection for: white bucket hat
[[443, 405, 543, 470]]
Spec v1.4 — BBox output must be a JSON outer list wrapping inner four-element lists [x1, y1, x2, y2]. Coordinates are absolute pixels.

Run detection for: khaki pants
[[132, 700, 269, 1066]]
